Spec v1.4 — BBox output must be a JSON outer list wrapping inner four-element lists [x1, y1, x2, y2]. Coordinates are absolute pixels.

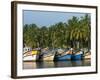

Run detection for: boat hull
[[54, 54, 72, 61], [42, 55, 55, 61], [84, 55, 91, 59], [71, 54, 83, 60], [23, 55, 39, 61]]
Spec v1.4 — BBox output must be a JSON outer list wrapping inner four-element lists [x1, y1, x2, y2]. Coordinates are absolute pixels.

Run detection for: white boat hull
[[23, 55, 37, 61]]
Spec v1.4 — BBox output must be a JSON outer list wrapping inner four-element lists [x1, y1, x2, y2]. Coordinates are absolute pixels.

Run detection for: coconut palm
[[66, 16, 79, 48], [79, 14, 91, 49], [23, 14, 90, 50], [66, 15, 90, 49]]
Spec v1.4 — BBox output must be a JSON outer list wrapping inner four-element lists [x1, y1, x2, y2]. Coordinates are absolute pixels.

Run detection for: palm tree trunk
[[77, 41, 80, 49]]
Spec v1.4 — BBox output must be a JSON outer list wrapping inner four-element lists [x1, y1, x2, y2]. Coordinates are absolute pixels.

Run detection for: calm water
[[23, 59, 91, 69]]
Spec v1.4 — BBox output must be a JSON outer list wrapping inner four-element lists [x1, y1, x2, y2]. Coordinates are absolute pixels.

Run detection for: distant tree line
[[23, 14, 91, 49]]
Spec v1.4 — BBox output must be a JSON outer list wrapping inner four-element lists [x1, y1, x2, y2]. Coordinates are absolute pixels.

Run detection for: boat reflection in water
[[23, 60, 91, 69]]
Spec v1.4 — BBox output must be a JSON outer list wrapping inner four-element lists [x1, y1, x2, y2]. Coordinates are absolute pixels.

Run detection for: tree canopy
[[23, 14, 91, 49]]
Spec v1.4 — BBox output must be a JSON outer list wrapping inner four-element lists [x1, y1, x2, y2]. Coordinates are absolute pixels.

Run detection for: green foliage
[[23, 14, 91, 49]]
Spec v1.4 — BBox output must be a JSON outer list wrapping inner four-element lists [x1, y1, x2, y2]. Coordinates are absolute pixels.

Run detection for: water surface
[[23, 59, 91, 69]]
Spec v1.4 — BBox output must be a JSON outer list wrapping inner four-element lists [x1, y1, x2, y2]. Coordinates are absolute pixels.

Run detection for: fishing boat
[[54, 54, 72, 61], [84, 51, 91, 59], [54, 49, 72, 61], [71, 50, 83, 60], [23, 55, 38, 61], [42, 54, 55, 61], [40, 49, 55, 61], [84, 55, 91, 59], [23, 50, 39, 61]]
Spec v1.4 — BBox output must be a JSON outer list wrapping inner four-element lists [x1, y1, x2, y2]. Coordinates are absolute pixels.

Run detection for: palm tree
[[66, 15, 90, 49], [66, 16, 79, 48], [79, 14, 91, 49], [23, 14, 90, 50]]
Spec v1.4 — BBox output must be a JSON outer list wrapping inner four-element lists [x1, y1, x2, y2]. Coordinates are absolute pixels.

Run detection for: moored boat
[[23, 50, 39, 61], [40, 49, 56, 61], [84, 51, 91, 59], [54, 54, 72, 61], [23, 55, 38, 61], [42, 54, 55, 61], [84, 55, 91, 59], [71, 50, 83, 60], [54, 49, 72, 61]]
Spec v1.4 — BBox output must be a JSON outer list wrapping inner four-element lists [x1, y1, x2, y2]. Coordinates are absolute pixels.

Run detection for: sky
[[23, 10, 90, 27]]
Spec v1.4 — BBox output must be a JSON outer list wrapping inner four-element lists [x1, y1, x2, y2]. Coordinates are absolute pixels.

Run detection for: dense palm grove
[[23, 14, 91, 50]]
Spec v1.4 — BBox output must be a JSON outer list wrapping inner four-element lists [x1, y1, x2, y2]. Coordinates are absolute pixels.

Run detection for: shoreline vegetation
[[23, 14, 90, 49], [23, 14, 91, 61]]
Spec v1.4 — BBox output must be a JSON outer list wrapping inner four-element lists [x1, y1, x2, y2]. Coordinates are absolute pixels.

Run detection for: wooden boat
[[23, 55, 38, 61], [84, 55, 91, 59], [42, 54, 55, 61], [54, 54, 72, 61], [40, 50, 55, 61], [23, 50, 39, 61], [54, 50, 72, 61], [71, 51, 83, 60], [84, 51, 91, 59]]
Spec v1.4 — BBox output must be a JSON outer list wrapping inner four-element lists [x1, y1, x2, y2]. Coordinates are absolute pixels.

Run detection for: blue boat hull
[[71, 54, 83, 60], [55, 54, 72, 61]]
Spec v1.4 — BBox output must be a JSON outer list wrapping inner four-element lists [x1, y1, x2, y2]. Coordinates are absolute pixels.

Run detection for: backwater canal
[[23, 59, 91, 69]]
